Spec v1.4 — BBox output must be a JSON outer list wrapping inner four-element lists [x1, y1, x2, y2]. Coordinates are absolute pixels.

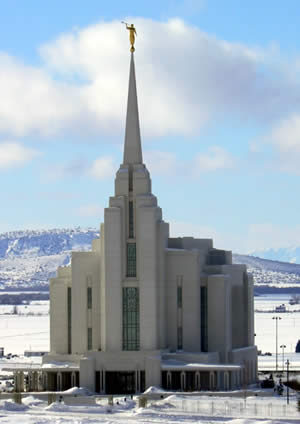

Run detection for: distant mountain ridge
[[249, 247, 300, 264], [0, 228, 99, 290], [233, 254, 300, 291], [0, 228, 300, 291]]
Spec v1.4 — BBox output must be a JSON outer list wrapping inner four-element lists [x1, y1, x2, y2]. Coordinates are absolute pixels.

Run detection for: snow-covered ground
[[0, 391, 299, 423], [255, 294, 300, 356], [0, 301, 49, 355], [0, 295, 299, 422], [1, 295, 299, 357]]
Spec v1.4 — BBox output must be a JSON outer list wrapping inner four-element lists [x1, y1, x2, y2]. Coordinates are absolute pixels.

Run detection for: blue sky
[[1, 0, 300, 253]]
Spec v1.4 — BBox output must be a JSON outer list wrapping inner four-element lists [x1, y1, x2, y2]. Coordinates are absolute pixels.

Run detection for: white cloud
[[270, 114, 300, 153], [76, 204, 104, 218], [88, 156, 115, 179], [144, 151, 178, 176], [193, 146, 235, 174], [144, 146, 234, 177], [43, 158, 88, 182], [259, 113, 300, 175], [0, 18, 298, 140], [0, 141, 39, 170]]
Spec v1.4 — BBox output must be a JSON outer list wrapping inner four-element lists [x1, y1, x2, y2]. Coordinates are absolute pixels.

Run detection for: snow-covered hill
[[0, 228, 300, 291], [233, 254, 300, 289], [0, 228, 99, 290]]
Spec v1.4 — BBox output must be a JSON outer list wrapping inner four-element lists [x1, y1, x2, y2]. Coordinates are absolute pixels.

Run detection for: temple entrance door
[[106, 371, 135, 394]]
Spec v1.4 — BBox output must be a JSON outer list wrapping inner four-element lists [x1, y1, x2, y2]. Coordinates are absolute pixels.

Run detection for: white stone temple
[[11, 50, 257, 394]]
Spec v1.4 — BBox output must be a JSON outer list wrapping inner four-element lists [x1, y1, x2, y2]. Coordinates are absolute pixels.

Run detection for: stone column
[[224, 371, 229, 391], [14, 371, 19, 392], [209, 371, 215, 391], [33, 371, 39, 391], [195, 371, 200, 390], [71, 371, 76, 387], [135, 370, 138, 393], [180, 371, 185, 391], [43, 372, 48, 391], [38, 372, 43, 391], [103, 370, 106, 394], [216, 371, 220, 390], [57, 372, 62, 391], [28, 371, 33, 392], [167, 371, 171, 390]]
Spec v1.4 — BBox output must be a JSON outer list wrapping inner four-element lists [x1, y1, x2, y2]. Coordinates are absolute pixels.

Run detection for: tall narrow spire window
[[129, 201, 134, 238]]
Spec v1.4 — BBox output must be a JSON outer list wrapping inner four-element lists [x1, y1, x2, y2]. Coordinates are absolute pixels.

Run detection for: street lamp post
[[286, 359, 290, 405], [280, 344, 286, 372], [272, 316, 282, 372]]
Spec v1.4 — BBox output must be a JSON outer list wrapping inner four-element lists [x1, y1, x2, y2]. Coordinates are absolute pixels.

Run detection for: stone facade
[[41, 52, 257, 394]]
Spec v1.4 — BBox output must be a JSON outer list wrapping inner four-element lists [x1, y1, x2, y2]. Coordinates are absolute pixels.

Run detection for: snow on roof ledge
[[161, 360, 242, 371]]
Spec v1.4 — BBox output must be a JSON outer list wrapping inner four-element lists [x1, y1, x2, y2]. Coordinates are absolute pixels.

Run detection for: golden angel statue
[[122, 22, 137, 52]]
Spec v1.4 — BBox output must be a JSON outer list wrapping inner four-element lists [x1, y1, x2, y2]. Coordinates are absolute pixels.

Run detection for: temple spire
[[123, 52, 143, 165]]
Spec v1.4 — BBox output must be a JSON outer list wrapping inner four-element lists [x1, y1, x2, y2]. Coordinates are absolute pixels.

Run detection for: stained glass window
[[123, 287, 140, 350], [127, 243, 136, 277]]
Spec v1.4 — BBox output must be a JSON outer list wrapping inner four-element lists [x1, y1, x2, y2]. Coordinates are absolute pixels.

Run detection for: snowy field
[[0, 301, 49, 355], [0, 295, 299, 357], [254, 294, 300, 358], [0, 294, 299, 423]]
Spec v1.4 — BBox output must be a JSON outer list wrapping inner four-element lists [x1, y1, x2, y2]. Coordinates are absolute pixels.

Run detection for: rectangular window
[[177, 286, 182, 308], [123, 287, 140, 350], [88, 327, 92, 350], [201, 287, 208, 352], [129, 201, 134, 238], [127, 243, 136, 277], [87, 287, 92, 309], [177, 326, 183, 350], [177, 277, 183, 350], [67, 287, 72, 354]]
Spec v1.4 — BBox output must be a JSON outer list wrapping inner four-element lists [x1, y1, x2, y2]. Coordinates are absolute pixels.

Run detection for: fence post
[[138, 397, 147, 408], [211, 400, 214, 415], [48, 393, 56, 405], [268, 403, 272, 417], [13, 393, 22, 404]]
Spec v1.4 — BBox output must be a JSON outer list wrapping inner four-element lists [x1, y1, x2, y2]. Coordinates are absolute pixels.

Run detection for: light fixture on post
[[280, 344, 286, 372], [272, 316, 282, 372]]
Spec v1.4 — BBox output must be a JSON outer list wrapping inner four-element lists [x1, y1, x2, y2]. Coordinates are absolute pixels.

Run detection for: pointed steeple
[[123, 53, 143, 165]]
